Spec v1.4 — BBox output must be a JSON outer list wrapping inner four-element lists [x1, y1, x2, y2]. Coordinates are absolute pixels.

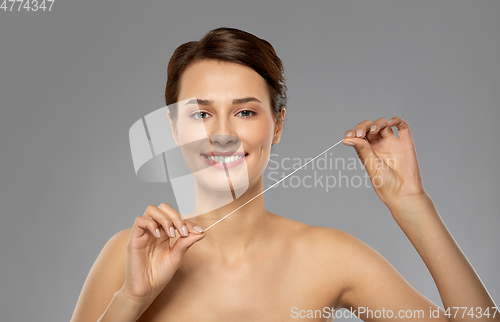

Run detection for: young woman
[[71, 27, 498, 322]]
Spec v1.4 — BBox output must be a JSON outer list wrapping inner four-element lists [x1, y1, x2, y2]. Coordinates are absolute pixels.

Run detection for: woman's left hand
[[342, 116, 428, 210]]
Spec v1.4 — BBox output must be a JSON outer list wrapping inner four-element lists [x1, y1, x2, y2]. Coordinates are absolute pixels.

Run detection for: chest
[[137, 256, 341, 321]]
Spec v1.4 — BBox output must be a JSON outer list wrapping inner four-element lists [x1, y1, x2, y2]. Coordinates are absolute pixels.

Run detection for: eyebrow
[[185, 97, 261, 106]]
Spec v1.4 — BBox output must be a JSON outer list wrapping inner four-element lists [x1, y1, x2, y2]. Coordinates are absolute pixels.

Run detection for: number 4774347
[[1, 0, 55, 12]]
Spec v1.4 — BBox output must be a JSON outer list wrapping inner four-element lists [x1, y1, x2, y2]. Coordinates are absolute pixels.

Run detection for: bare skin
[[71, 60, 498, 322], [136, 214, 348, 321]]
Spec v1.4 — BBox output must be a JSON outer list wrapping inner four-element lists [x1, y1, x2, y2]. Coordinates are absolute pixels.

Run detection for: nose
[[211, 134, 239, 146], [209, 118, 240, 148]]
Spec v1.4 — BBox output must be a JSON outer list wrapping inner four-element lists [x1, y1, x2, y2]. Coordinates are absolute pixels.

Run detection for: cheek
[[176, 121, 210, 145], [241, 119, 275, 152]]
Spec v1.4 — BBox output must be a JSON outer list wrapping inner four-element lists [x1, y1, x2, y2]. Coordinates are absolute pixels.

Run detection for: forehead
[[177, 60, 271, 106]]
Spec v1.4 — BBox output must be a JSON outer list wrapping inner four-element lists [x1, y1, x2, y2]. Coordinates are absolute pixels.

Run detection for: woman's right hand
[[119, 203, 205, 307]]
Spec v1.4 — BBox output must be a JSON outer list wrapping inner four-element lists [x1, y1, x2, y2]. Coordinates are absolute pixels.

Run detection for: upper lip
[[201, 151, 247, 157]]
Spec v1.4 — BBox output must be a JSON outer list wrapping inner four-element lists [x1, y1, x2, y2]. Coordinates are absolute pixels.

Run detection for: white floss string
[[203, 139, 344, 231]]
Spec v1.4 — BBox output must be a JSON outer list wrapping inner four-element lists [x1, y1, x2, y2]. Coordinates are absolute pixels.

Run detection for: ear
[[272, 107, 286, 145], [167, 109, 180, 146]]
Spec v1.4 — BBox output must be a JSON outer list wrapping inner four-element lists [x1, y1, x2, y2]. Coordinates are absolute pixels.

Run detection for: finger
[[378, 118, 395, 138], [343, 129, 356, 146], [169, 231, 206, 268], [184, 219, 205, 235], [144, 205, 176, 238], [158, 203, 189, 237], [387, 116, 411, 139], [341, 137, 383, 178], [344, 129, 355, 139], [365, 118, 384, 143], [367, 117, 394, 140], [354, 119, 372, 139], [132, 216, 162, 239]]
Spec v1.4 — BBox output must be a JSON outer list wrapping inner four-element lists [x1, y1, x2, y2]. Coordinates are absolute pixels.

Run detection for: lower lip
[[201, 154, 248, 169]]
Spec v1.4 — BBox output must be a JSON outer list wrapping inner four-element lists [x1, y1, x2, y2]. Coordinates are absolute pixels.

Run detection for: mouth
[[201, 151, 248, 168]]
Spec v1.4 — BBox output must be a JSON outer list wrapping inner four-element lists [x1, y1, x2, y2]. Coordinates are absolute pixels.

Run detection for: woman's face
[[171, 59, 284, 194]]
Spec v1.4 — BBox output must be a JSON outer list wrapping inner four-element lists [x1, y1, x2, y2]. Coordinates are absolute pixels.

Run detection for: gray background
[[1, 0, 499, 321]]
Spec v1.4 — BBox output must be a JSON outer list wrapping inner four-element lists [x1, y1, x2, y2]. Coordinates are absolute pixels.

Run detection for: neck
[[189, 176, 275, 259]]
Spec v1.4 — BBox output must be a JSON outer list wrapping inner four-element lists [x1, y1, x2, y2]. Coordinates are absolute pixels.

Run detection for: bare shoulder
[[92, 227, 131, 271], [268, 215, 363, 269], [268, 218, 445, 313], [270, 213, 365, 255], [296, 222, 420, 309], [269, 215, 388, 306], [304, 225, 377, 256], [70, 228, 132, 322], [297, 223, 391, 273]]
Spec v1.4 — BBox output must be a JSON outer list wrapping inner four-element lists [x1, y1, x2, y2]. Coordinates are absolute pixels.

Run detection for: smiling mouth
[[202, 154, 248, 164]]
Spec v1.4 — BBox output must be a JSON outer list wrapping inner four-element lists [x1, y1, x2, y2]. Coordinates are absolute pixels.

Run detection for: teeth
[[205, 155, 245, 163]]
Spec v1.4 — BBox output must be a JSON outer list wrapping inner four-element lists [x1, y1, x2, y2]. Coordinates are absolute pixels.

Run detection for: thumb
[[342, 138, 382, 177]]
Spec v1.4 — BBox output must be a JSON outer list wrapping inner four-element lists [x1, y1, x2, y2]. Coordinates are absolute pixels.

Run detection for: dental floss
[[203, 139, 345, 231]]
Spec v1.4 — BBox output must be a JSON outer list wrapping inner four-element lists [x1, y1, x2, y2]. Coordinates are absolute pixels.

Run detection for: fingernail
[[370, 125, 377, 132], [181, 225, 189, 237], [193, 225, 204, 234], [342, 141, 355, 146], [387, 118, 393, 123], [169, 227, 176, 238], [156, 228, 161, 238], [346, 131, 354, 138], [356, 129, 364, 137]]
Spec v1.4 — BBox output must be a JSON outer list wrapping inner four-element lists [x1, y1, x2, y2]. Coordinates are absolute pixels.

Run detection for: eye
[[236, 110, 256, 118], [190, 111, 211, 120]]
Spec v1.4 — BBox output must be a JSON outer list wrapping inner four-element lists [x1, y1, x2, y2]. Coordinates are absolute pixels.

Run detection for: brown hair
[[165, 27, 287, 122]]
